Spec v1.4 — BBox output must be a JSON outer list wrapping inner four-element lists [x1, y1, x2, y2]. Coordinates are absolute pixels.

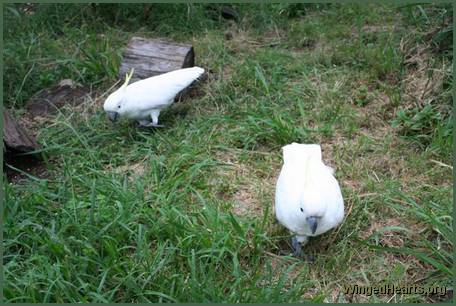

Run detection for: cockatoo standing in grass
[[275, 143, 344, 259], [103, 66, 205, 127]]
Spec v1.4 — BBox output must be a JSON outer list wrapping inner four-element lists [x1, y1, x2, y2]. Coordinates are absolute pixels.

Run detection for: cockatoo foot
[[150, 123, 165, 128], [278, 249, 292, 256], [290, 236, 314, 263], [137, 121, 165, 128], [305, 254, 316, 263], [291, 237, 305, 258]]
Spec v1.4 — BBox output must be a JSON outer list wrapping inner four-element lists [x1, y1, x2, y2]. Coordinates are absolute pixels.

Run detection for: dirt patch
[[114, 162, 146, 176], [320, 134, 345, 169], [362, 24, 396, 34], [400, 39, 446, 109], [233, 188, 258, 216], [370, 155, 407, 179], [4, 154, 50, 183], [230, 172, 267, 218], [211, 149, 277, 218], [349, 23, 401, 44], [353, 89, 394, 135], [258, 253, 306, 291], [225, 29, 262, 53], [224, 27, 283, 54], [109, 158, 148, 182], [360, 217, 421, 248]]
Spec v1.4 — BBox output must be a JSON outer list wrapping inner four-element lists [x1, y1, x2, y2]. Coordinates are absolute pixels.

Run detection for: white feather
[[275, 143, 344, 240]]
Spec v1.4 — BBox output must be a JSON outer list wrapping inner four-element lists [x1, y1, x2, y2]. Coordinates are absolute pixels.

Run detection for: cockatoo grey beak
[[306, 216, 319, 234], [107, 111, 119, 122]]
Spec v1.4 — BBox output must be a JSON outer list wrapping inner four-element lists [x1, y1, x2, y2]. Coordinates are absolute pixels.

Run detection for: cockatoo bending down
[[275, 143, 344, 259], [103, 66, 205, 127]]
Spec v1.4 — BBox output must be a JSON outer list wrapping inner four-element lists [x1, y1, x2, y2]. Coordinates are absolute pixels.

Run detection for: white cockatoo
[[275, 143, 344, 258], [103, 66, 205, 127]]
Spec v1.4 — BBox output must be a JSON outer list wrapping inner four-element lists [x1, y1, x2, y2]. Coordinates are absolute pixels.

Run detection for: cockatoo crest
[[122, 68, 135, 88]]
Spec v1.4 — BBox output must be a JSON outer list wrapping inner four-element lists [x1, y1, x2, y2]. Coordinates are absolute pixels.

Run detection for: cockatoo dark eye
[[118, 105, 121, 109], [300, 208, 304, 212]]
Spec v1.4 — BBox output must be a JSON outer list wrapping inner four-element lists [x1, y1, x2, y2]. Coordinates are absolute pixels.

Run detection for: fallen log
[[3, 110, 43, 182], [119, 37, 195, 82], [3, 109, 39, 153], [25, 79, 89, 117]]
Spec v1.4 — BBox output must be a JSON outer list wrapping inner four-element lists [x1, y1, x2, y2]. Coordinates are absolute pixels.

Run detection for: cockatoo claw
[[137, 121, 165, 128], [291, 236, 304, 257], [305, 254, 316, 263], [290, 236, 314, 262], [293, 249, 305, 258], [278, 249, 292, 256]]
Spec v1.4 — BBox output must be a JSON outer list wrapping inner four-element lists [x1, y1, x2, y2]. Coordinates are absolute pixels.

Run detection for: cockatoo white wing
[[311, 169, 344, 234], [275, 163, 307, 234]]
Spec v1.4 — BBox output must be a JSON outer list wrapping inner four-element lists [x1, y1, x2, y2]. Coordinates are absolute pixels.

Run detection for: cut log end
[[3, 110, 44, 181], [3, 110, 39, 153], [119, 37, 195, 82]]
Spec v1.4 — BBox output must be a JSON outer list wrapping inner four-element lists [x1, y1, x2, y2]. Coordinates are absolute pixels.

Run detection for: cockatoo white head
[[103, 69, 134, 122], [282, 142, 325, 234]]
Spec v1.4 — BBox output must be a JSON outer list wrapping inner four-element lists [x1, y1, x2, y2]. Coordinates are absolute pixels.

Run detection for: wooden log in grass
[[3, 110, 39, 154], [119, 37, 195, 83], [26, 79, 89, 117]]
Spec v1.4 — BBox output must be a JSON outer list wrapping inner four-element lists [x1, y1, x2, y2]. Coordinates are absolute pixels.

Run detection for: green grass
[[3, 3, 453, 303]]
